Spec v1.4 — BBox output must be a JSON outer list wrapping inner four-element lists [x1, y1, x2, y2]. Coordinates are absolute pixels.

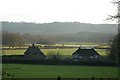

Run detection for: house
[[72, 47, 100, 61], [24, 44, 46, 59]]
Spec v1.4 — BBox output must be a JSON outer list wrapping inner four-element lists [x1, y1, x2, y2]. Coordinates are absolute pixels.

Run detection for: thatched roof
[[72, 47, 100, 56], [24, 44, 46, 58]]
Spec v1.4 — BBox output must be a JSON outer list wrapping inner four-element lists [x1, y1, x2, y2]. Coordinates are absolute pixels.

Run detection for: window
[[79, 56, 82, 58], [90, 56, 94, 58], [94, 55, 98, 58]]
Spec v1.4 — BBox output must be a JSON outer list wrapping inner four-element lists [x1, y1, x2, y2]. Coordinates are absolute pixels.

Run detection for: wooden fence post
[[77, 78, 80, 80], [100, 78, 103, 80], [92, 77, 94, 80], [108, 78, 111, 80], [57, 76, 61, 80]]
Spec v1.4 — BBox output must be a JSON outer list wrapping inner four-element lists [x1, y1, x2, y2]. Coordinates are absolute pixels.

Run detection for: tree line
[[107, 1, 120, 65], [2, 31, 59, 47], [2, 30, 114, 48]]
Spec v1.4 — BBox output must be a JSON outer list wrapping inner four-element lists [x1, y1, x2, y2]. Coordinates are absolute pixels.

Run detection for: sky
[[0, 0, 117, 24]]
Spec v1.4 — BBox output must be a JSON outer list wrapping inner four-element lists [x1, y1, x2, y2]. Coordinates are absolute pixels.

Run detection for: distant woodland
[[2, 22, 118, 46]]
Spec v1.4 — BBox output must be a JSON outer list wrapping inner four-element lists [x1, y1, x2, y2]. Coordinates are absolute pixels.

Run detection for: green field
[[2, 48, 107, 56], [2, 64, 118, 78], [2, 43, 109, 56]]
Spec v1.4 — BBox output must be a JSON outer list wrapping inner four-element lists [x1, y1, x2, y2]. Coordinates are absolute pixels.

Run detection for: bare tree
[[2, 31, 24, 48], [108, 0, 120, 65]]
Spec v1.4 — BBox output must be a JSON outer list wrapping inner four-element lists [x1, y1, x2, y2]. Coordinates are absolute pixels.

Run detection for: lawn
[[2, 64, 118, 78]]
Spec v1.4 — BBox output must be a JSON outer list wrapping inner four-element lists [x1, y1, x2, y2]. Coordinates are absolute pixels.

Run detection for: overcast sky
[[0, 0, 117, 24]]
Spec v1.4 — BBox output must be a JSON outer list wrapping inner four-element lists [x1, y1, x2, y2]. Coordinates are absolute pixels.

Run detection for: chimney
[[32, 44, 35, 47]]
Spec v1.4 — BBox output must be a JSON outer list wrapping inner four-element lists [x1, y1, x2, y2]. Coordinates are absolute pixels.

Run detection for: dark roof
[[24, 44, 46, 57], [72, 47, 100, 56]]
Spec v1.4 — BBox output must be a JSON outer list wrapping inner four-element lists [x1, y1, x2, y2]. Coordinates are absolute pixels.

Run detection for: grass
[[2, 64, 118, 78], [42, 48, 77, 55], [2, 43, 109, 56], [95, 49, 108, 56], [2, 48, 108, 56], [2, 50, 26, 55]]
